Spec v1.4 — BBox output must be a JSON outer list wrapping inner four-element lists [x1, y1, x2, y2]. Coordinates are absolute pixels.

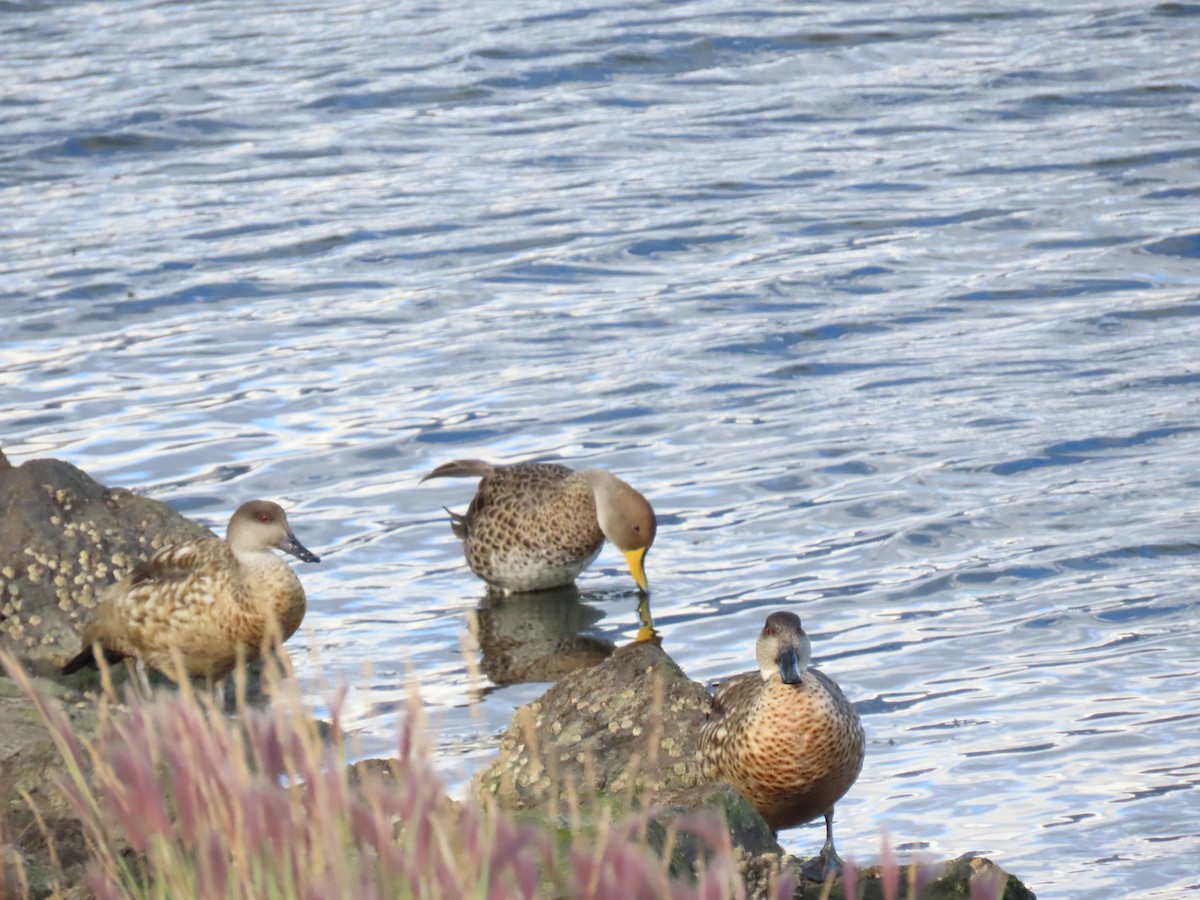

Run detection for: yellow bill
[[623, 546, 649, 593]]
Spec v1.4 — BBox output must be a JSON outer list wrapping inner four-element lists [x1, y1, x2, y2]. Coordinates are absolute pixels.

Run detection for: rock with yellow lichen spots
[[473, 639, 790, 889], [0, 448, 212, 672], [474, 639, 715, 812]]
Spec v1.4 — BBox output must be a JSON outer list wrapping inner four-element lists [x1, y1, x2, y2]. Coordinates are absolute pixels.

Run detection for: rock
[[0, 673, 98, 814], [1, 668, 100, 900], [474, 638, 789, 884], [1, 810, 91, 900], [0, 452, 1039, 899], [645, 782, 785, 882], [932, 856, 1037, 900], [474, 638, 716, 812], [802, 854, 1037, 899], [0, 455, 212, 671]]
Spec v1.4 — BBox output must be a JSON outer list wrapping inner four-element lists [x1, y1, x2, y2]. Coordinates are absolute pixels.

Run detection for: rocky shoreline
[[0, 451, 1036, 898]]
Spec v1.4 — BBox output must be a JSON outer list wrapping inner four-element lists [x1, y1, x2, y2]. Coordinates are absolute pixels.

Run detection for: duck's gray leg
[[134, 659, 153, 698], [203, 675, 228, 711], [800, 808, 846, 882]]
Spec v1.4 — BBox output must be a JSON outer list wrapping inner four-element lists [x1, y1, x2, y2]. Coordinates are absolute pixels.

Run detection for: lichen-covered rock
[[805, 854, 1037, 899], [474, 640, 791, 888], [930, 856, 1037, 900], [0, 672, 98, 812], [0, 452, 212, 670], [474, 638, 714, 812], [645, 783, 785, 882]]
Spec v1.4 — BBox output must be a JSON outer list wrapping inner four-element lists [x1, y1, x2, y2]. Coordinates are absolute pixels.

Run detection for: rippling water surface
[[4, 2, 1200, 896]]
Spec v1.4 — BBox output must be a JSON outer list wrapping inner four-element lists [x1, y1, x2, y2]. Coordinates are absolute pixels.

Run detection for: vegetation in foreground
[[0, 651, 1017, 900]]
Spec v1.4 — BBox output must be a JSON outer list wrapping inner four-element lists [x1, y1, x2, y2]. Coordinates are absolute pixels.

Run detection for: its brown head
[[581, 469, 656, 594], [226, 500, 321, 563], [755, 611, 811, 684]]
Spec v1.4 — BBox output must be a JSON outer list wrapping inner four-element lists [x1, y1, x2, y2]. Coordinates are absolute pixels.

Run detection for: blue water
[[4, 2, 1200, 896]]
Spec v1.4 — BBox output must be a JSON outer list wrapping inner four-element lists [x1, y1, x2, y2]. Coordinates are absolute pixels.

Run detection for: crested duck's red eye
[[257, 513, 271, 523]]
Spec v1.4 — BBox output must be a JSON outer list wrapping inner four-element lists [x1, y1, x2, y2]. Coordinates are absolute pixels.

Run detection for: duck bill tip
[[777, 648, 803, 685], [282, 531, 321, 563]]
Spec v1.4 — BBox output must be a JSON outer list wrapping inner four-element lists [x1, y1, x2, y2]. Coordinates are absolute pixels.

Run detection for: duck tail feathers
[[421, 459, 496, 483], [445, 506, 470, 540], [61, 643, 128, 675], [61, 646, 96, 675]]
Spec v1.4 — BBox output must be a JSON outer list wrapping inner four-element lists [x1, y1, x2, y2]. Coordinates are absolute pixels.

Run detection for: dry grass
[[0, 649, 782, 900], [0, 645, 1018, 900]]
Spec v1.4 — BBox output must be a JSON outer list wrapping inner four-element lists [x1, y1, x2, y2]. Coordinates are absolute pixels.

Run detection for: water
[[4, 1, 1200, 896]]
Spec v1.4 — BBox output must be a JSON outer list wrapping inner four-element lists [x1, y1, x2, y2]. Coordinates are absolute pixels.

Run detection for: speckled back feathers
[[425, 460, 651, 593]]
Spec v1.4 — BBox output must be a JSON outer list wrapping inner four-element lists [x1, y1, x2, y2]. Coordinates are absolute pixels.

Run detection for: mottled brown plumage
[[62, 500, 320, 687], [422, 460, 656, 593], [700, 611, 864, 879]]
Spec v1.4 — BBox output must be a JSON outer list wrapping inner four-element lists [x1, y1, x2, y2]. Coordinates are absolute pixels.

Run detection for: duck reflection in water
[[468, 585, 617, 690]]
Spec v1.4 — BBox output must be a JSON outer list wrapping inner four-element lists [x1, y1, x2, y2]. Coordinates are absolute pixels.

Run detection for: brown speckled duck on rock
[[699, 611, 864, 881], [62, 500, 319, 699], [421, 460, 656, 594]]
